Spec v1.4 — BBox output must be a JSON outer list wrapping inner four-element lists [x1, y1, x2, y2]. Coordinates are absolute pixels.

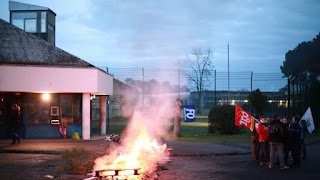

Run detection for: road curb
[[171, 151, 252, 157], [1, 139, 319, 156], [0, 150, 62, 155]]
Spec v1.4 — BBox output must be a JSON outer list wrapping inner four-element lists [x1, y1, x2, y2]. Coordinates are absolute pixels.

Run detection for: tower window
[[25, 18, 37, 32], [41, 12, 46, 33]]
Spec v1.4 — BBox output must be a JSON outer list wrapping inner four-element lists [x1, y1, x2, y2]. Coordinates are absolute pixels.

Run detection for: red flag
[[59, 123, 67, 139], [235, 105, 254, 131]]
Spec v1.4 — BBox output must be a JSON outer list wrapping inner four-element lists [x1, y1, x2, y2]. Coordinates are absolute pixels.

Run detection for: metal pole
[[287, 77, 291, 118], [142, 68, 144, 109], [215, 70, 217, 106], [250, 71, 253, 114], [178, 69, 181, 99], [107, 96, 110, 130], [228, 44, 230, 105], [251, 72, 253, 92], [295, 80, 299, 114], [292, 79, 295, 115], [299, 79, 302, 114]]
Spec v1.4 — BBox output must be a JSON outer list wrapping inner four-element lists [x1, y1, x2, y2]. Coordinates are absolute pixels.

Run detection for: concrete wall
[[0, 65, 113, 95]]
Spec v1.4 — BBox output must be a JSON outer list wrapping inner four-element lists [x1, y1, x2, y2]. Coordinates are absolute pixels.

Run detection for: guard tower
[[9, 1, 56, 46]]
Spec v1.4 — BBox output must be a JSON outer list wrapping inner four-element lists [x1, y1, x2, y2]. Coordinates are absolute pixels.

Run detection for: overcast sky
[[0, 0, 319, 90]]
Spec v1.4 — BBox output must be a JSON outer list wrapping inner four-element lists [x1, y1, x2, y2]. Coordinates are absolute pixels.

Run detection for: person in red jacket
[[258, 116, 269, 165]]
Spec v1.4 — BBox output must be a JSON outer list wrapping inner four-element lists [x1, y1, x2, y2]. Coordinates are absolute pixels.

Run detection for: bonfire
[[92, 107, 172, 180]]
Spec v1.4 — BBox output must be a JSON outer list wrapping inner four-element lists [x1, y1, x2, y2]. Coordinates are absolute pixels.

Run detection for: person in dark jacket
[[300, 119, 307, 160], [268, 118, 289, 170], [9, 104, 22, 145], [288, 115, 302, 167], [282, 117, 290, 166]]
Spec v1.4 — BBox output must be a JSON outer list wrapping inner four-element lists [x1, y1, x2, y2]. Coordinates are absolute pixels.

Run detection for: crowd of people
[[251, 113, 307, 170]]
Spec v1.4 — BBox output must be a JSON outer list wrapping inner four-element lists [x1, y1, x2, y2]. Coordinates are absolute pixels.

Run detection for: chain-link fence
[[288, 76, 320, 128], [96, 67, 289, 118]]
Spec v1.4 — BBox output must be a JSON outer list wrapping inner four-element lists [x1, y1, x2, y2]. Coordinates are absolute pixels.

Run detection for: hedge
[[208, 105, 241, 135]]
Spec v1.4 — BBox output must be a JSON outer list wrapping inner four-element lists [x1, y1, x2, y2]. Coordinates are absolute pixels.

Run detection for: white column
[[100, 96, 107, 135], [82, 93, 91, 140]]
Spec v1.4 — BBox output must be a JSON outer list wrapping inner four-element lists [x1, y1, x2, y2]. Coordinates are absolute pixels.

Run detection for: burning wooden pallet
[[85, 167, 159, 180], [95, 168, 141, 179]]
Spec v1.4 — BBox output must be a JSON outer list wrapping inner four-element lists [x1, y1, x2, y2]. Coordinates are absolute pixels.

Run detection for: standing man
[[300, 119, 307, 160], [282, 117, 290, 166], [268, 117, 289, 170], [289, 115, 302, 168], [10, 104, 22, 145], [173, 98, 183, 138], [258, 116, 269, 165]]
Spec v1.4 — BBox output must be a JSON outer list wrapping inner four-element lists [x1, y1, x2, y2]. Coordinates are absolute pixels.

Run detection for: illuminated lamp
[[42, 93, 50, 101]]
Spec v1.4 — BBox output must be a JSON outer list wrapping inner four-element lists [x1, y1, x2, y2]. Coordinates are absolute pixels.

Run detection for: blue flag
[[183, 105, 196, 122]]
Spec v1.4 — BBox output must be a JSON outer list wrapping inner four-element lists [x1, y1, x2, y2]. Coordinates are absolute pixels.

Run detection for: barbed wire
[[99, 67, 287, 92]]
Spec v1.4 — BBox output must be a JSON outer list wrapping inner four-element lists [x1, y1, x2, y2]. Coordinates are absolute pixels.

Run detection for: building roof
[[0, 18, 93, 67], [9, 1, 56, 16]]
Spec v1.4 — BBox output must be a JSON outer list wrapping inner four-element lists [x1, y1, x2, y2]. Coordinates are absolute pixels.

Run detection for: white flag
[[301, 107, 315, 134]]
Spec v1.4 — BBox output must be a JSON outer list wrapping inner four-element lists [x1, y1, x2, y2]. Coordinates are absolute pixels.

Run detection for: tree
[[280, 32, 320, 125], [248, 89, 268, 115], [281, 32, 320, 82], [125, 78, 135, 86], [173, 98, 183, 138], [183, 48, 214, 114]]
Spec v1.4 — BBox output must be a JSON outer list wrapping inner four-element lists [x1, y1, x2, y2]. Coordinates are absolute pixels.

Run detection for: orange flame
[[93, 126, 168, 179]]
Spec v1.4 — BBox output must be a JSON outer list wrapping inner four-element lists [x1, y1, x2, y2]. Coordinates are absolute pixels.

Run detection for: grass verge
[[107, 115, 251, 143]]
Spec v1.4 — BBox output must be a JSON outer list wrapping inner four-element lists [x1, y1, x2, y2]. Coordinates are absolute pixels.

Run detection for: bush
[[208, 105, 241, 135], [61, 147, 99, 175]]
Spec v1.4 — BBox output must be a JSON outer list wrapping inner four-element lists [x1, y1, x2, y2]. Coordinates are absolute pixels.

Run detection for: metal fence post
[[214, 70, 217, 106], [288, 77, 291, 117], [178, 69, 180, 99], [251, 72, 253, 92], [142, 68, 144, 109], [292, 78, 295, 116]]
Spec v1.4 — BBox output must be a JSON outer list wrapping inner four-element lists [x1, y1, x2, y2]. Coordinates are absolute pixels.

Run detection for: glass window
[[11, 12, 37, 32], [25, 19, 37, 32], [60, 94, 81, 124], [12, 12, 37, 19], [0, 95, 7, 125], [41, 12, 46, 33], [26, 94, 51, 125], [12, 19, 24, 30], [48, 24, 55, 31], [26, 93, 81, 125]]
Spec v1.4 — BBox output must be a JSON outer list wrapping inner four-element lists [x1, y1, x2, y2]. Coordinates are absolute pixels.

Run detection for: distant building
[[9, 1, 56, 45], [188, 90, 287, 116]]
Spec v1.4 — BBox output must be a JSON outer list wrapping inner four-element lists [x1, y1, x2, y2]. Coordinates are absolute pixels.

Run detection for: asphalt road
[[0, 143, 320, 180], [158, 143, 320, 180]]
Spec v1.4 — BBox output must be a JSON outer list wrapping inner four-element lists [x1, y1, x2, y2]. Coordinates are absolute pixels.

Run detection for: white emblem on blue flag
[[184, 105, 196, 122]]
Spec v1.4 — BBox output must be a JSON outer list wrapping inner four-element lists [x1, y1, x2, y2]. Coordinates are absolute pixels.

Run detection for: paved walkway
[[1, 135, 320, 156]]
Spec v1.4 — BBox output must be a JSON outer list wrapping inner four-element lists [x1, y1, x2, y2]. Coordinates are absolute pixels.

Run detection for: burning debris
[[105, 134, 121, 143], [85, 129, 170, 179], [95, 168, 141, 179], [86, 87, 175, 180], [90, 127, 169, 179]]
